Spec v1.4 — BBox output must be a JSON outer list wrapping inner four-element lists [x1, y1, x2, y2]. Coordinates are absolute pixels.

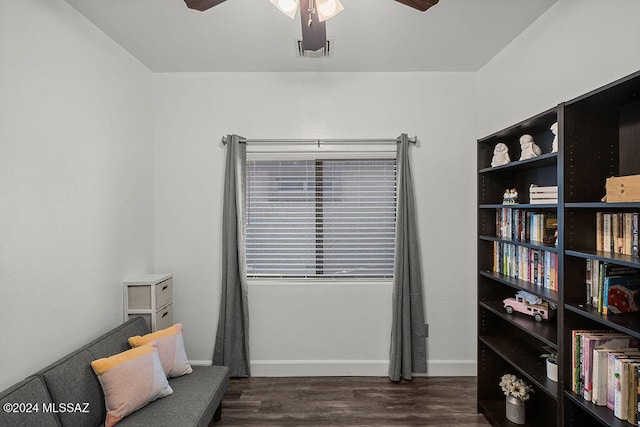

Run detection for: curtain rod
[[221, 136, 417, 145]]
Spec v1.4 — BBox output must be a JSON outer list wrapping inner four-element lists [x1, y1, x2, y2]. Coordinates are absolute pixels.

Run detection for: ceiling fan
[[183, 0, 439, 52]]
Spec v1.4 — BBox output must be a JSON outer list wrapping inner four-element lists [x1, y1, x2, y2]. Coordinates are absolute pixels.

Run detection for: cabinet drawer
[[127, 278, 173, 310], [155, 278, 173, 309], [129, 304, 173, 332], [155, 303, 173, 331]]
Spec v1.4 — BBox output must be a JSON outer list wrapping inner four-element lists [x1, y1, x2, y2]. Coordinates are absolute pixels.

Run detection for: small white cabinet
[[123, 273, 173, 331]]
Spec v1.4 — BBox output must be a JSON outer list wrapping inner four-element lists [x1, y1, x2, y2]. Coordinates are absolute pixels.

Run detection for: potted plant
[[541, 352, 558, 382]]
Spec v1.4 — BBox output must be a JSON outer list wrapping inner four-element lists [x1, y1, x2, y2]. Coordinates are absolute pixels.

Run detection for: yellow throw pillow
[[128, 323, 193, 378], [91, 344, 172, 427]]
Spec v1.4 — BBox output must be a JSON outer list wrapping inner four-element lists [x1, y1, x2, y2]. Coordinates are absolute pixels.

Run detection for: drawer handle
[[162, 312, 168, 318], [162, 285, 168, 291]]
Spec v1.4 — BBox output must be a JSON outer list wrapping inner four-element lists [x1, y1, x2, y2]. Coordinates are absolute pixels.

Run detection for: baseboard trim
[[250, 360, 389, 376], [188, 359, 477, 377], [425, 359, 477, 376]]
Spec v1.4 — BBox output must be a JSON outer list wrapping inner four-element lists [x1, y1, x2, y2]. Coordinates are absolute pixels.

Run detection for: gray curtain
[[213, 134, 251, 377], [389, 133, 427, 381]]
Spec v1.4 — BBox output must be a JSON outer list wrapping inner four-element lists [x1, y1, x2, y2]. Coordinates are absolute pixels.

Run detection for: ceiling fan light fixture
[[270, 0, 300, 19], [316, 0, 344, 22]]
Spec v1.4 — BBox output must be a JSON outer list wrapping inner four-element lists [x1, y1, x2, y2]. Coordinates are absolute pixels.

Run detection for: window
[[245, 157, 397, 279]]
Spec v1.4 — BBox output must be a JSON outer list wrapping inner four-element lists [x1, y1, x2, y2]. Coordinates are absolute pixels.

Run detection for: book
[[582, 334, 636, 401], [614, 357, 640, 419], [595, 211, 640, 256], [606, 274, 640, 314], [587, 262, 639, 314], [614, 213, 623, 254], [633, 213, 639, 257], [529, 185, 559, 204], [592, 260, 600, 309], [593, 348, 610, 405], [627, 362, 640, 423], [573, 330, 608, 394], [624, 213, 633, 255], [604, 213, 612, 254], [586, 259, 592, 305], [597, 212, 604, 252], [608, 350, 640, 411]]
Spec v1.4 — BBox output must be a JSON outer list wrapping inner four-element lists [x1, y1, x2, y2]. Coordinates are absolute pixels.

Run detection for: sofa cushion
[[40, 349, 104, 427], [118, 365, 229, 427], [0, 376, 60, 427], [91, 344, 173, 427], [128, 323, 193, 377]]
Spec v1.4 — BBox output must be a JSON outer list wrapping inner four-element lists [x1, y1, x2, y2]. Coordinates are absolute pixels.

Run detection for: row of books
[[496, 208, 557, 244], [493, 242, 558, 290], [572, 330, 640, 423], [596, 212, 640, 257], [529, 184, 558, 204], [585, 260, 640, 314]]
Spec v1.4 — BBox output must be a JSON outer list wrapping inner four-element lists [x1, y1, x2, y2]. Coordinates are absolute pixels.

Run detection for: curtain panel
[[213, 134, 251, 377], [389, 133, 427, 381]]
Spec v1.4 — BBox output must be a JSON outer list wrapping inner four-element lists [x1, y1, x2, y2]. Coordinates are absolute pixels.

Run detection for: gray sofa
[[0, 317, 229, 426]]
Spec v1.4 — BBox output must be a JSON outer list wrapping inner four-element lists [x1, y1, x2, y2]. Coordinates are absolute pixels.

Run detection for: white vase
[[506, 395, 526, 424], [546, 359, 558, 382]]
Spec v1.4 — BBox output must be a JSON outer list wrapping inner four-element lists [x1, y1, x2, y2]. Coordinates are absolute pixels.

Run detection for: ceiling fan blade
[[300, 0, 326, 51], [394, 0, 439, 12], [183, 0, 227, 11]]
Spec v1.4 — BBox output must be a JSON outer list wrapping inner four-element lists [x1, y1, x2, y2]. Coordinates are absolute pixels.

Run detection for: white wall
[[0, 0, 154, 390], [477, 0, 640, 137], [153, 72, 478, 376]]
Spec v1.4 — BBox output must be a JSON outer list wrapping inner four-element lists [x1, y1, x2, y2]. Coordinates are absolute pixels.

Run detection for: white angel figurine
[[519, 134, 542, 160], [550, 122, 558, 153], [491, 142, 511, 167]]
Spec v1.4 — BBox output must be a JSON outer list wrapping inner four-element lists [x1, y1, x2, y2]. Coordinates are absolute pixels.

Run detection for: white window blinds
[[245, 158, 397, 279]]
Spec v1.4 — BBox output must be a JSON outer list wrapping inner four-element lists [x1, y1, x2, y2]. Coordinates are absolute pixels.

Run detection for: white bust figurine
[[519, 134, 542, 160], [491, 142, 511, 167], [550, 122, 558, 153]]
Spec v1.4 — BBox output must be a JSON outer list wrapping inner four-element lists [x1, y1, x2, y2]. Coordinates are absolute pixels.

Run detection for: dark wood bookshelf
[[477, 69, 640, 426]]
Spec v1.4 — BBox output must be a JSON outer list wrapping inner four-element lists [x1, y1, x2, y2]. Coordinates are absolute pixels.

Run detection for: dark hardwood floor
[[216, 376, 490, 426]]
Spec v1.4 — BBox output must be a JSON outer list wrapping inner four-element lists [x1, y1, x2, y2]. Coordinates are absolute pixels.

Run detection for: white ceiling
[[63, 0, 558, 72]]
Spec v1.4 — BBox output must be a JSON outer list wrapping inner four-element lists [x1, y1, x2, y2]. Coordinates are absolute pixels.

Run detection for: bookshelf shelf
[[564, 303, 640, 340], [480, 335, 558, 399], [565, 202, 640, 209], [564, 392, 630, 427], [479, 235, 559, 252], [479, 270, 558, 303], [480, 300, 557, 348], [477, 69, 640, 426], [478, 153, 558, 174], [480, 203, 558, 209], [565, 249, 640, 269]]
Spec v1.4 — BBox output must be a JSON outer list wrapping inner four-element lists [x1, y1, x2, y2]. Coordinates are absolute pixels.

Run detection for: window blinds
[[245, 158, 397, 279]]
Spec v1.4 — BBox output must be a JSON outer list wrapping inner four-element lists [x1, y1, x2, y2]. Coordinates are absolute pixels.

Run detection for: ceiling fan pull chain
[[308, 0, 316, 27]]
